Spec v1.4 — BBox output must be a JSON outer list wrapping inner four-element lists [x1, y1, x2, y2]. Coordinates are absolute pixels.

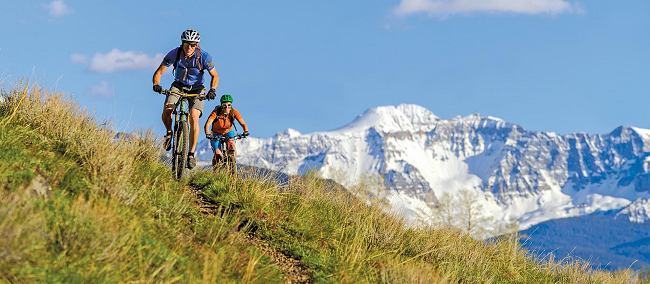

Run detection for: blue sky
[[1, 1, 649, 138]]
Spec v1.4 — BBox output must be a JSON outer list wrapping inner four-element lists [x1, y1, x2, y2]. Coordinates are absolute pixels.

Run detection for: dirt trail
[[192, 187, 311, 284]]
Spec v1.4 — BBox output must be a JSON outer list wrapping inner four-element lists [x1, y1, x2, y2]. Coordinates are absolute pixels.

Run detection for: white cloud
[[393, 0, 579, 17], [42, 0, 74, 17], [71, 49, 164, 73], [70, 54, 89, 64], [86, 79, 114, 98]]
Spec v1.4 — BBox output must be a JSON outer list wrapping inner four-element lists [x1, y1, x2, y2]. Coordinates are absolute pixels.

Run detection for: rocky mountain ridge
[[196, 104, 650, 229]]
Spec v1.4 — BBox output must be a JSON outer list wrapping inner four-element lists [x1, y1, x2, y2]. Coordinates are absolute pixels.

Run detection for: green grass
[[190, 170, 642, 283], [0, 83, 281, 283], [0, 81, 647, 283]]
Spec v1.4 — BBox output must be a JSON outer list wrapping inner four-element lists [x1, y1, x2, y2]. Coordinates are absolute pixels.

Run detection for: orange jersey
[[208, 107, 242, 135]]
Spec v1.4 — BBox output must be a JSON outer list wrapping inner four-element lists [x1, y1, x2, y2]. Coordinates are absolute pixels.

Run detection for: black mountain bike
[[160, 88, 206, 180], [209, 133, 247, 176]]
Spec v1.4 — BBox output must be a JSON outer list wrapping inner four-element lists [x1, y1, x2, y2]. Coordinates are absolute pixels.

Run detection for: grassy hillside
[[0, 82, 646, 283]]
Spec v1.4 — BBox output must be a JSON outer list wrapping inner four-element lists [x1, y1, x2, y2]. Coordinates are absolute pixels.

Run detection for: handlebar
[[158, 88, 208, 100], [209, 133, 248, 142]]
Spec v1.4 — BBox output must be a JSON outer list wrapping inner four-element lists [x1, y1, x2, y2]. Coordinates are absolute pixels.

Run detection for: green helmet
[[220, 94, 233, 103]]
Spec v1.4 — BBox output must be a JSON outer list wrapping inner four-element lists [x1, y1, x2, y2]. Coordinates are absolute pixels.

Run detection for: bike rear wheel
[[225, 149, 237, 177], [173, 121, 189, 180]]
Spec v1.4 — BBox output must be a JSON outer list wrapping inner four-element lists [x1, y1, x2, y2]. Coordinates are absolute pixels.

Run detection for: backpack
[[172, 45, 203, 77], [214, 106, 238, 131]]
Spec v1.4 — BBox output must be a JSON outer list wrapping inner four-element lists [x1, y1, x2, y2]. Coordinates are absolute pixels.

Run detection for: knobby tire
[[174, 121, 189, 180]]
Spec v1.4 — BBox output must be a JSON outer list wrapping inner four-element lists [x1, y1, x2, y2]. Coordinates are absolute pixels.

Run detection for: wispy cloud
[[392, 0, 580, 17], [42, 0, 74, 17], [86, 79, 115, 98], [71, 49, 164, 73], [70, 53, 89, 64]]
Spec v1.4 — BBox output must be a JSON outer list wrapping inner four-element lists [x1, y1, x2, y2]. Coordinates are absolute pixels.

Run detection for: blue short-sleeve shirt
[[161, 47, 215, 88]]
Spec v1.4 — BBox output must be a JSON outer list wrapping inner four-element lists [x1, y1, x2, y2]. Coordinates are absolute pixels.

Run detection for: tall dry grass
[[1, 81, 159, 201], [194, 162, 642, 283], [0, 81, 283, 283]]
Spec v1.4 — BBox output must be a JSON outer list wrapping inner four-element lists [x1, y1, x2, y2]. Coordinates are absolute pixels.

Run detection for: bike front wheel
[[173, 121, 189, 180]]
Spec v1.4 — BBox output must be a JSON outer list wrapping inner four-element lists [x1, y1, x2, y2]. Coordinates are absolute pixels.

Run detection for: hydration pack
[[215, 106, 238, 131], [172, 45, 203, 77]]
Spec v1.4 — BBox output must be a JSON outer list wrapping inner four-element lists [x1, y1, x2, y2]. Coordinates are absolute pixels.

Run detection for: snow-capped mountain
[[196, 104, 650, 229]]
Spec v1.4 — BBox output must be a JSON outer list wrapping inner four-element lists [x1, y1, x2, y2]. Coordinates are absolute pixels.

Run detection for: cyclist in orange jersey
[[204, 94, 249, 167]]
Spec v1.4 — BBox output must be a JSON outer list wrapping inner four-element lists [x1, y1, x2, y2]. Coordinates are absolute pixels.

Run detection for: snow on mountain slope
[[332, 104, 441, 134], [196, 104, 650, 229], [617, 198, 650, 223]]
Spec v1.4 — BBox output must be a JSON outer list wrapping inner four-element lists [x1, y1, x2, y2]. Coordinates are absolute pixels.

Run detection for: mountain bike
[[160, 88, 206, 180], [209, 132, 248, 176]]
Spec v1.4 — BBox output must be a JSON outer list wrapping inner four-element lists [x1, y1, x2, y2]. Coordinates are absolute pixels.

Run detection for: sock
[[189, 152, 194, 157]]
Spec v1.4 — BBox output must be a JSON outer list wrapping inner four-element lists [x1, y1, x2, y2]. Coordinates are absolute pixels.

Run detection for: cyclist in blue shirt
[[152, 29, 219, 169]]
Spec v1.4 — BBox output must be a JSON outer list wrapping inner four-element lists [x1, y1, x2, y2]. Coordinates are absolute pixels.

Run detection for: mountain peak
[[334, 104, 441, 133], [274, 128, 302, 139], [608, 125, 628, 137]]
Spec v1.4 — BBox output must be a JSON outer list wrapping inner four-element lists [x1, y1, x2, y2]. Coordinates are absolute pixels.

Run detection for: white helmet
[[181, 29, 200, 42]]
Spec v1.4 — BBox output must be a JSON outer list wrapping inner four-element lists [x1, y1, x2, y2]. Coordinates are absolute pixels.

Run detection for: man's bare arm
[[153, 64, 169, 85], [208, 68, 219, 90]]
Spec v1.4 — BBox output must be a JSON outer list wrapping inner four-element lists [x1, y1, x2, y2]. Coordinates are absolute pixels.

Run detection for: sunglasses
[[183, 42, 198, 48], [222, 103, 232, 107]]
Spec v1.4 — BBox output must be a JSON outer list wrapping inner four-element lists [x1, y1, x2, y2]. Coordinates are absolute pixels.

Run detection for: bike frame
[[165, 89, 200, 122], [161, 88, 204, 180], [210, 133, 246, 175], [216, 133, 245, 154]]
